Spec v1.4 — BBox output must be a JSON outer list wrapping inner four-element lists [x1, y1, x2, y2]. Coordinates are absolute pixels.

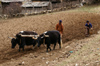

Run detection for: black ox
[[37, 30, 61, 52], [9, 31, 38, 52]]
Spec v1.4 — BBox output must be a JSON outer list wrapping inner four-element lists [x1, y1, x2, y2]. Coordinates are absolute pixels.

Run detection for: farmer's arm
[[85, 24, 88, 28], [61, 24, 64, 33], [90, 23, 93, 29], [56, 24, 58, 30], [90, 23, 92, 28]]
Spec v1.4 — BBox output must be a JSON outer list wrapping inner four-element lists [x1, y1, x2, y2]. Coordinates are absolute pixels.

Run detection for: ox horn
[[32, 37, 38, 40], [32, 35, 39, 38], [44, 35, 49, 37], [13, 34, 16, 37], [8, 37, 13, 39], [33, 35, 39, 39], [41, 36, 44, 39]]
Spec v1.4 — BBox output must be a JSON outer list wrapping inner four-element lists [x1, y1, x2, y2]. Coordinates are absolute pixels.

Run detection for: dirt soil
[[0, 10, 100, 66]]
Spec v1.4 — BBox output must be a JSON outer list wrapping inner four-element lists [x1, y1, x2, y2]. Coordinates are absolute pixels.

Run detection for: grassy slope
[[55, 33, 100, 66]]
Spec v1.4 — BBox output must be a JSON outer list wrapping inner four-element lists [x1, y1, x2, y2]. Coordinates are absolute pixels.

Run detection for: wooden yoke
[[19, 34, 39, 39]]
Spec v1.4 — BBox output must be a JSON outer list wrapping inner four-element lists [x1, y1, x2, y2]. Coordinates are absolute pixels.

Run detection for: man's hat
[[59, 20, 62, 22], [86, 20, 89, 22]]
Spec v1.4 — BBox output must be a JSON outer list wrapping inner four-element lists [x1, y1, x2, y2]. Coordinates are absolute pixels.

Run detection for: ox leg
[[48, 44, 51, 51], [32, 40, 37, 49], [53, 43, 56, 50], [32, 45, 36, 49], [59, 44, 61, 49], [19, 47, 21, 52], [19, 49, 20, 52], [49, 46, 51, 51], [46, 47, 49, 52], [22, 46, 24, 51], [46, 44, 51, 52]]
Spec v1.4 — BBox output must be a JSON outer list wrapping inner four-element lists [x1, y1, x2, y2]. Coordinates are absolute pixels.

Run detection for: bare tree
[[49, 0, 53, 10], [5, 3, 22, 17], [61, 0, 64, 9]]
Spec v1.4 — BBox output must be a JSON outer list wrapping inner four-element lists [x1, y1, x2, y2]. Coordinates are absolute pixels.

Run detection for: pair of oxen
[[9, 30, 62, 52]]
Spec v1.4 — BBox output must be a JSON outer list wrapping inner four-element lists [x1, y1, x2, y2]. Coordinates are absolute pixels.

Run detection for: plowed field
[[0, 8, 100, 66]]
